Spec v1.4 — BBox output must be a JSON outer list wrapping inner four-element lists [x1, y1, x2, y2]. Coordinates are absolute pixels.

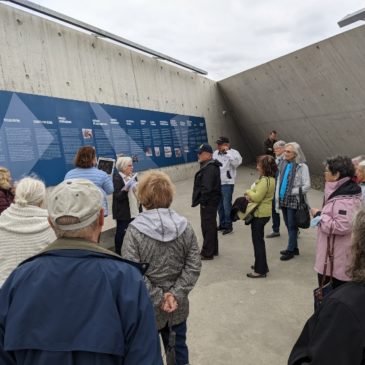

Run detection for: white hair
[[358, 160, 365, 170], [15, 177, 46, 207], [273, 140, 286, 148], [285, 142, 307, 164], [353, 155, 365, 166], [116, 156, 132, 173]]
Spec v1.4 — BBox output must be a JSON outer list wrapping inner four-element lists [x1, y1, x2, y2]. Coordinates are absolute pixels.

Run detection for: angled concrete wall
[[219, 25, 365, 174], [0, 3, 252, 181]]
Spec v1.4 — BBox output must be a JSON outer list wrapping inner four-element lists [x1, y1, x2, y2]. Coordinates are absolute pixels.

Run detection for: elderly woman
[[121, 171, 201, 365], [112, 156, 141, 255], [245, 155, 277, 278], [64, 146, 113, 216], [0, 177, 56, 286], [312, 156, 362, 289], [276, 142, 311, 261], [0, 167, 14, 215], [356, 160, 365, 201], [289, 207, 365, 365]]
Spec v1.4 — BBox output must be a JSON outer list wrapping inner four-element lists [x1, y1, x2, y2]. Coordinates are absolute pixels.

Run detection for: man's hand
[[161, 292, 178, 313], [222, 145, 229, 153]]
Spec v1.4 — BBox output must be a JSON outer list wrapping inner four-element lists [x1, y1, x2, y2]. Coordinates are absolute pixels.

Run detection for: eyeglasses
[[284, 150, 294, 154]]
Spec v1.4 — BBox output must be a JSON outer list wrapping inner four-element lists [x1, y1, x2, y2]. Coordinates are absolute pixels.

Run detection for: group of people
[[288, 154, 365, 365], [2, 135, 365, 364], [193, 132, 365, 363], [244, 139, 309, 275], [0, 146, 202, 365], [191, 132, 311, 280], [262, 132, 365, 364]]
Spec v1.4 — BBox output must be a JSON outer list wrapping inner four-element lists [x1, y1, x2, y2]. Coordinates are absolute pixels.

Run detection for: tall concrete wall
[[219, 25, 365, 175], [0, 3, 252, 181]]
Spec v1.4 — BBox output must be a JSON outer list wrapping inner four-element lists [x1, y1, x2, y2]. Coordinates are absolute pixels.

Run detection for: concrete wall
[[0, 3, 252, 181], [219, 25, 365, 175]]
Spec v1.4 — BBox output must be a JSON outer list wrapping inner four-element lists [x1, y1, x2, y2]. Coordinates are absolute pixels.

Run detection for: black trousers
[[200, 204, 219, 258], [251, 216, 270, 274], [115, 218, 133, 255]]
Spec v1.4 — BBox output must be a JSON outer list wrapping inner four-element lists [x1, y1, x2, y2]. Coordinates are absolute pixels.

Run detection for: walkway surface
[[171, 166, 322, 365], [104, 165, 323, 365]]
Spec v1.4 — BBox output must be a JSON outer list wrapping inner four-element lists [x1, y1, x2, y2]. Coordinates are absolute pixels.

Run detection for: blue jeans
[[218, 184, 234, 229], [160, 320, 188, 365], [271, 198, 280, 233], [281, 207, 298, 252]]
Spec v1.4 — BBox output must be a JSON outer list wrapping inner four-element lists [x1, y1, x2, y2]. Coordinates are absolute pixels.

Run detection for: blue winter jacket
[[0, 238, 163, 365]]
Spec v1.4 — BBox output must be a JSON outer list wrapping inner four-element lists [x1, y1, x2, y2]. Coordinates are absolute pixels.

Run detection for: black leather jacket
[[192, 159, 222, 207]]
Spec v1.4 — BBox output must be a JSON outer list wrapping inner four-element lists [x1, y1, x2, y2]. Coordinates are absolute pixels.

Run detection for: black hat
[[216, 136, 230, 145], [198, 143, 213, 154]]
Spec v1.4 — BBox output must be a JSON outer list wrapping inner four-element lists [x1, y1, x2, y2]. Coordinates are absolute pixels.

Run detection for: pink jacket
[[314, 177, 362, 281]]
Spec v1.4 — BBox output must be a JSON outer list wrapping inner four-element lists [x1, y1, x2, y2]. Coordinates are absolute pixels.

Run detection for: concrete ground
[[104, 166, 323, 365]]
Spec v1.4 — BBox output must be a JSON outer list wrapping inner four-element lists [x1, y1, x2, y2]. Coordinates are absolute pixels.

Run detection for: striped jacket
[[0, 203, 57, 287]]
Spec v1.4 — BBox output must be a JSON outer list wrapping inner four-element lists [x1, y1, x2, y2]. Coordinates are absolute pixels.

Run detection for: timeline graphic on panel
[[0, 91, 208, 186]]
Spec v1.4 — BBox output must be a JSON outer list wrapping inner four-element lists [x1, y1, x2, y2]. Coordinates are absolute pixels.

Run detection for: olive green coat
[[245, 176, 275, 218]]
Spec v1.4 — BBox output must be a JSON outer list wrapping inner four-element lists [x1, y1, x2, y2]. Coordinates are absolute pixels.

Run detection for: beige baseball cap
[[48, 179, 103, 231]]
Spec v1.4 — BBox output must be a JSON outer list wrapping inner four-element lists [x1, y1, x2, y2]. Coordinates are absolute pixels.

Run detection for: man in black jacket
[[264, 130, 277, 157], [192, 144, 222, 260]]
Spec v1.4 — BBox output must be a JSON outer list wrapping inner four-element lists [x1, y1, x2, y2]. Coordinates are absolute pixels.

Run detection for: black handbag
[[313, 235, 335, 311], [295, 187, 310, 229], [244, 204, 259, 225]]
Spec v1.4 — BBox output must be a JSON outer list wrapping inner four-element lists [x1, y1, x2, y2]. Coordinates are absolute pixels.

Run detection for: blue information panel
[[0, 91, 208, 186]]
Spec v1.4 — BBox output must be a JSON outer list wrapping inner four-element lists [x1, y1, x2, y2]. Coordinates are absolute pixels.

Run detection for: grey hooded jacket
[[275, 162, 311, 211], [121, 208, 201, 329]]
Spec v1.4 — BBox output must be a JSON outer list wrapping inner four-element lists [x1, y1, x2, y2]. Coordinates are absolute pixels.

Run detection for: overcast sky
[[22, 0, 365, 80]]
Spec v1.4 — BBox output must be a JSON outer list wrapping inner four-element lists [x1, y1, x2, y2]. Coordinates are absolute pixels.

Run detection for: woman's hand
[[311, 208, 319, 217], [161, 292, 178, 313], [244, 194, 252, 203]]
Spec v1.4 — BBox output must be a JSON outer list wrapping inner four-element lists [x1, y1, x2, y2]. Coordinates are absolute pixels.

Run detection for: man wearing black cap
[[192, 144, 222, 260], [213, 136, 242, 235]]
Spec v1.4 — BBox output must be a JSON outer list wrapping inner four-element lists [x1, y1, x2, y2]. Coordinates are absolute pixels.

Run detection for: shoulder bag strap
[[262, 177, 270, 200], [299, 186, 305, 204], [320, 234, 335, 289], [328, 235, 335, 280], [249, 177, 270, 216], [257, 177, 271, 205]]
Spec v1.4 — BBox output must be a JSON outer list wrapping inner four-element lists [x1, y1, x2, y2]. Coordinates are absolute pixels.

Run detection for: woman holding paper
[[112, 156, 141, 254]]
